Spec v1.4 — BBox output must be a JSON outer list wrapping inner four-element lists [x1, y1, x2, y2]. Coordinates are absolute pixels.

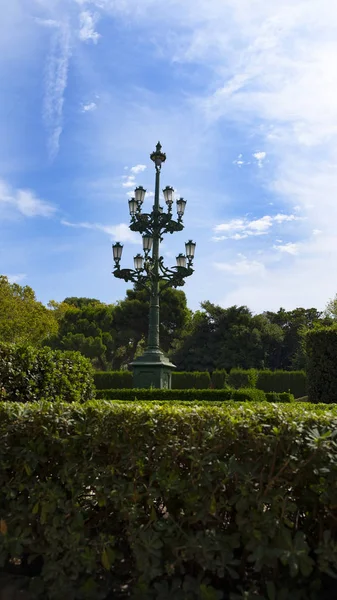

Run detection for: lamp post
[[112, 142, 196, 389]]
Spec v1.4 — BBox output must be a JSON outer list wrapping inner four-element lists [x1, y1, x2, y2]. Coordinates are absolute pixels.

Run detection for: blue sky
[[1, 0, 336, 313]]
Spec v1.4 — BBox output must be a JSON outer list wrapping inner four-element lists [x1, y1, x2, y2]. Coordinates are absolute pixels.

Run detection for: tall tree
[[0, 275, 58, 345]]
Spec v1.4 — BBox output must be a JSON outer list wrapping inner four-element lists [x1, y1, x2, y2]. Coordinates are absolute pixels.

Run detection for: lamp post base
[[130, 351, 176, 389]]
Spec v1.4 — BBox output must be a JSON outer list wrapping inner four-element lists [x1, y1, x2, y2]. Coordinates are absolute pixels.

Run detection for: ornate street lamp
[[112, 142, 196, 389]]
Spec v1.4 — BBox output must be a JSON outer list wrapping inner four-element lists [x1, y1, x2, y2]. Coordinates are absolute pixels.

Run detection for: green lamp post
[[112, 142, 196, 389]]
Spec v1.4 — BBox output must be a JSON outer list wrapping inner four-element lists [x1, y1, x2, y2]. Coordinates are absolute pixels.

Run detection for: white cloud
[[122, 175, 136, 188], [79, 11, 101, 44], [213, 213, 299, 240], [43, 22, 71, 160], [253, 151, 267, 167], [6, 273, 27, 284], [233, 153, 246, 167], [81, 102, 97, 113], [35, 18, 60, 28], [273, 242, 300, 255], [214, 258, 266, 276], [61, 220, 139, 243], [130, 164, 147, 174], [0, 179, 56, 217]]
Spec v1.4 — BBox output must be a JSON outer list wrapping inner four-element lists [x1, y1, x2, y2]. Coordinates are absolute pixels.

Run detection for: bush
[[211, 369, 228, 389], [0, 400, 337, 599], [94, 370, 133, 390], [307, 326, 337, 403], [265, 391, 295, 403], [228, 367, 257, 389], [171, 371, 211, 389], [95, 387, 267, 402], [257, 369, 307, 398], [0, 342, 95, 403]]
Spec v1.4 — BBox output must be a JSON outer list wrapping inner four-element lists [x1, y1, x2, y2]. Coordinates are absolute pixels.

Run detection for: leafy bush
[[0, 342, 95, 403], [94, 370, 133, 390], [307, 327, 337, 403], [265, 391, 295, 403], [257, 369, 307, 398], [0, 401, 337, 599], [211, 369, 228, 389], [95, 387, 267, 402], [228, 367, 258, 389], [171, 371, 211, 389]]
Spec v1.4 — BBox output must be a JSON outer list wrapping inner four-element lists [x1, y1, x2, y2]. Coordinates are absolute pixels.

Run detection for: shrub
[[265, 391, 295, 403], [171, 371, 211, 389], [0, 400, 337, 599], [307, 326, 337, 403], [211, 369, 228, 389], [0, 342, 95, 403], [95, 387, 267, 402], [94, 370, 133, 390], [257, 369, 307, 398], [228, 368, 258, 389]]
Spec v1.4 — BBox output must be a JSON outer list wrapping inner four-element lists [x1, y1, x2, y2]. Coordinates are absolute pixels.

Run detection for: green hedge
[[257, 369, 307, 398], [0, 342, 95, 403], [0, 401, 337, 599], [307, 327, 337, 403], [94, 370, 133, 390], [211, 369, 228, 389], [95, 388, 267, 402], [265, 391, 294, 403], [228, 367, 257, 389], [171, 371, 211, 389]]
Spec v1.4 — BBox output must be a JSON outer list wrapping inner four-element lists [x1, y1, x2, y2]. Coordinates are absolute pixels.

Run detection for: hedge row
[[0, 401, 336, 599], [94, 369, 306, 396], [95, 388, 296, 403], [0, 342, 95, 403], [307, 327, 337, 403]]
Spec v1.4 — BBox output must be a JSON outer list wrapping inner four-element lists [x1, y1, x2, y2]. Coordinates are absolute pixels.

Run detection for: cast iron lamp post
[[112, 142, 196, 389]]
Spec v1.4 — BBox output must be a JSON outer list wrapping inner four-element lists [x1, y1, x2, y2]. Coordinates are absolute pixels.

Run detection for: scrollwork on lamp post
[[112, 142, 196, 389]]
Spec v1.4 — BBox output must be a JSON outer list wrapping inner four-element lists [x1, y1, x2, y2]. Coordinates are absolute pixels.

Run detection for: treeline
[[0, 275, 335, 371]]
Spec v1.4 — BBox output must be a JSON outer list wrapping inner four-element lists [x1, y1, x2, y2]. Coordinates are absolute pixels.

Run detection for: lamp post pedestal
[[131, 350, 176, 389]]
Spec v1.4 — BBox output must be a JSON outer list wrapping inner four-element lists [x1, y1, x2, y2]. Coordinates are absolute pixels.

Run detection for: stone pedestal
[[130, 350, 176, 389]]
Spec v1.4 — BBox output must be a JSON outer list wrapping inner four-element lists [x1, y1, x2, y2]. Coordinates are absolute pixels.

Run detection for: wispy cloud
[[130, 164, 147, 174], [253, 151, 267, 168], [61, 220, 139, 243], [43, 22, 71, 160], [0, 179, 56, 217], [81, 102, 97, 113], [273, 242, 300, 255], [213, 213, 300, 241], [6, 273, 27, 284], [122, 164, 147, 189], [79, 11, 101, 44], [214, 256, 266, 276]]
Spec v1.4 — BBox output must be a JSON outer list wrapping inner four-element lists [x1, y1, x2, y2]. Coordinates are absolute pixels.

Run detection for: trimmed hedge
[[0, 401, 337, 599], [0, 342, 95, 403], [95, 388, 267, 402], [171, 371, 211, 389], [94, 370, 133, 390], [211, 369, 228, 389], [228, 367, 257, 389], [307, 327, 337, 403], [265, 391, 294, 403], [257, 369, 307, 398]]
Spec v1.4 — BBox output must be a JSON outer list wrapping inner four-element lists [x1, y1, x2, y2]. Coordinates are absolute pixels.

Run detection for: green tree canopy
[[0, 275, 58, 345]]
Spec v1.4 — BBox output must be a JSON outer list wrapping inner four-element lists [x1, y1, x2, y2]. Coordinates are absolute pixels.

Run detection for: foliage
[[171, 371, 211, 389], [0, 401, 337, 599], [265, 392, 295, 403], [95, 388, 267, 402], [228, 368, 257, 389], [0, 275, 58, 345], [172, 303, 285, 372], [263, 307, 330, 370], [257, 370, 307, 398], [0, 342, 95, 403], [307, 326, 337, 403], [94, 370, 133, 390], [211, 370, 228, 389], [46, 298, 116, 371]]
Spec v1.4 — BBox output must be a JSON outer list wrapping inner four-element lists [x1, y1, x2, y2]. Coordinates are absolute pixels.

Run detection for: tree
[[46, 298, 116, 370], [172, 303, 284, 372], [0, 275, 58, 345]]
